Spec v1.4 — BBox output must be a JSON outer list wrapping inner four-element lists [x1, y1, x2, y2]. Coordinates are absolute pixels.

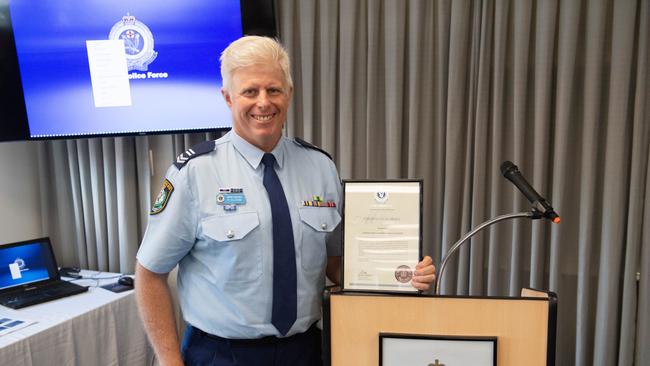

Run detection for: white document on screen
[[86, 39, 132, 108]]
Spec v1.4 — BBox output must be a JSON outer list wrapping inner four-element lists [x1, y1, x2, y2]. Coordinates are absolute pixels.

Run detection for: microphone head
[[500, 161, 517, 176], [545, 210, 561, 224]]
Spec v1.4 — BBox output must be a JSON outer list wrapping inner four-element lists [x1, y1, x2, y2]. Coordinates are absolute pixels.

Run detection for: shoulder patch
[[173, 140, 216, 170], [294, 137, 332, 160], [150, 179, 174, 215]]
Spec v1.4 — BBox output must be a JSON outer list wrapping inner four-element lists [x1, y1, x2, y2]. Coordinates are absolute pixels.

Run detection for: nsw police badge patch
[[150, 179, 174, 215]]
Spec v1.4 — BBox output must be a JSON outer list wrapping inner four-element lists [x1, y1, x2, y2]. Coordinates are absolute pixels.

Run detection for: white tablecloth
[[0, 271, 154, 366]]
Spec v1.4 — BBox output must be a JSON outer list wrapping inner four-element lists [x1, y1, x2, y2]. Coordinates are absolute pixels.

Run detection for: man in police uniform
[[135, 36, 436, 366]]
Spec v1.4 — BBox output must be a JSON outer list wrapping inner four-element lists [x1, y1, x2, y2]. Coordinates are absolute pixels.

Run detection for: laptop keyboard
[[0, 281, 88, 309]]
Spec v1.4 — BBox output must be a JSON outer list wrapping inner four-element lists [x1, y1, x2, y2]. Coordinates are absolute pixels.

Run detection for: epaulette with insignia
[[294, 137, 332, 160], [174, 140, 216, 170]]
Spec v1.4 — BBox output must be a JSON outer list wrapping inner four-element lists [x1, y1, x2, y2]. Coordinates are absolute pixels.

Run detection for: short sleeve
[[136, 165, 198, 273]]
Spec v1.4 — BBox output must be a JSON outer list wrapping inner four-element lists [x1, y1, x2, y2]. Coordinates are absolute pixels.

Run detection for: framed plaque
[[342, 180, 423, 293], [379, 333, 497, 366]]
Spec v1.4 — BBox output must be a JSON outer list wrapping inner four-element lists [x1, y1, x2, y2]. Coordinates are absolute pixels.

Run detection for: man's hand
[[411, 256, 436, 291], [326, 256, 342, 285]]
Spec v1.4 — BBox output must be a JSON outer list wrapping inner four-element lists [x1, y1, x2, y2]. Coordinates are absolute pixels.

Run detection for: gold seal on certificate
[[342, 180, 423, 293]]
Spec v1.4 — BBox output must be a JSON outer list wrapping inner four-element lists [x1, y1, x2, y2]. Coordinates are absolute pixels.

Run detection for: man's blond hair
[[220, 36, 293, 91]]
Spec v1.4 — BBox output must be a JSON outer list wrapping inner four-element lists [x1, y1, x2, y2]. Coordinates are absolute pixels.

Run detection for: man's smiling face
[[222, 63, 293, 152]]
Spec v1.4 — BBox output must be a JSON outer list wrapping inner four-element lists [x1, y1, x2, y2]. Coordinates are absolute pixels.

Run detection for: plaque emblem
[[109, 13, 158, 71], [374, 191, 389, 203], [428, 360, 445, 366], [394, 265, 413, 283]]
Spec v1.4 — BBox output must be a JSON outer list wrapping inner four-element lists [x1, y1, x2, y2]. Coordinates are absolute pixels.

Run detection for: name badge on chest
[[217, 188, 246, 212]]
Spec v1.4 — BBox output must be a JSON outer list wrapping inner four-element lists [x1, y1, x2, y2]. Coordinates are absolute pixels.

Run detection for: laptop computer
[[0, 237, 88, 309]]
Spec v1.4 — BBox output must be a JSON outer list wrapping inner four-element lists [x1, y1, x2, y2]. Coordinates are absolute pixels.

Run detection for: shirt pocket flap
[[201, 212, 260, 242], [299, 207, 341, 233]]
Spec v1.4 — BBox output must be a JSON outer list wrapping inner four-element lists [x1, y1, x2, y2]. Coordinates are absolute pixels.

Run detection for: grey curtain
[[37, 138, 146, 272], [37, 132, 220, 274], [277, 0, 649, 365], [38, 0, 649, 365]]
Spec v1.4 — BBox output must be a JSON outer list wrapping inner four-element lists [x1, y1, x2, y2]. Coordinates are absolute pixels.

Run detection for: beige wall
[[0, 141, 43, 244]]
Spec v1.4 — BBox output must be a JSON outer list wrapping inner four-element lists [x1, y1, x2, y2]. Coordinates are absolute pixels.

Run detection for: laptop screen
[[0, 238, 59, 290]]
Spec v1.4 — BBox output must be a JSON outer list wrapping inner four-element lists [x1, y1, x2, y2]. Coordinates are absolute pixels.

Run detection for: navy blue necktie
[[261, 153, 297, 336]]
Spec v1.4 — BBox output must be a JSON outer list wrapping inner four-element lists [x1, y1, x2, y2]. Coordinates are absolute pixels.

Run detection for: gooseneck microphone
[[500, 161, 560, 224], [435, 161, 561, 294]]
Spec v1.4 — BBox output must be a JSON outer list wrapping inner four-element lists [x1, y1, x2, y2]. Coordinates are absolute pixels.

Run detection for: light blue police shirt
[[136, 130, 342, 339]]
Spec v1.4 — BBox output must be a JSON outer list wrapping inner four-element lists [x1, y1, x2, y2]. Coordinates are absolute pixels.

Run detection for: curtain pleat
[[593, 1, 638, 364], [135, 136, 152, 255], [337, 0, 365, 177], [65, 140, 91, 269], [619, 22, 648, 366], [486, 0, 509, 297], [633, 3, 650, 365], [114, 138, 138, 273], [102, 139, 118, 271], [638, 142, 650, 365], [88, 139, 107, 270]]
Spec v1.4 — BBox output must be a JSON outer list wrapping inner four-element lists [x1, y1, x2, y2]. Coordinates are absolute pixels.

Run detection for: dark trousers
[[181, 324, 322, 366]]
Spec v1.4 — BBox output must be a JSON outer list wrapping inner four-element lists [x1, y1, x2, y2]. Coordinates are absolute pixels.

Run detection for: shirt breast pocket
[[200, 212, 261, 282], [298, 207, 341, 272]]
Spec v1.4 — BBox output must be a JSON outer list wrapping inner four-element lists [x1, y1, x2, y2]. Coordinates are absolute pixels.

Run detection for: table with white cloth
[[0, 271, 154, 366]]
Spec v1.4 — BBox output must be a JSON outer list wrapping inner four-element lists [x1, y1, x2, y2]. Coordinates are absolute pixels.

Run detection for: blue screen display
[[9, 1, 242, 138], [0, 242, 53, 290]]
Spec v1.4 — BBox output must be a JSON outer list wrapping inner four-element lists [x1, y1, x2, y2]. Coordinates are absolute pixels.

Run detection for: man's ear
[[221, 88, 232, 107]]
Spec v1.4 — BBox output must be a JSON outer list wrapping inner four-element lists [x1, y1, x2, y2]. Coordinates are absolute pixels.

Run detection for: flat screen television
[[0, 0, 276, 142]]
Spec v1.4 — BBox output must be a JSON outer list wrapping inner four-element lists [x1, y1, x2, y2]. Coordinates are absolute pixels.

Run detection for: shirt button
[[226, 230, 235, 239], [321, 223, 328, 230]]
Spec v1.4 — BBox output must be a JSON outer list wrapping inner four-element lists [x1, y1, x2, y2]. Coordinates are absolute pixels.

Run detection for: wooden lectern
[[323, 288, 557, 366]]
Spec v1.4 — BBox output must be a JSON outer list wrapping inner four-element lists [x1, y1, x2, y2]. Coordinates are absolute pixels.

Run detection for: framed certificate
[[342, 180, 423, 293]]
